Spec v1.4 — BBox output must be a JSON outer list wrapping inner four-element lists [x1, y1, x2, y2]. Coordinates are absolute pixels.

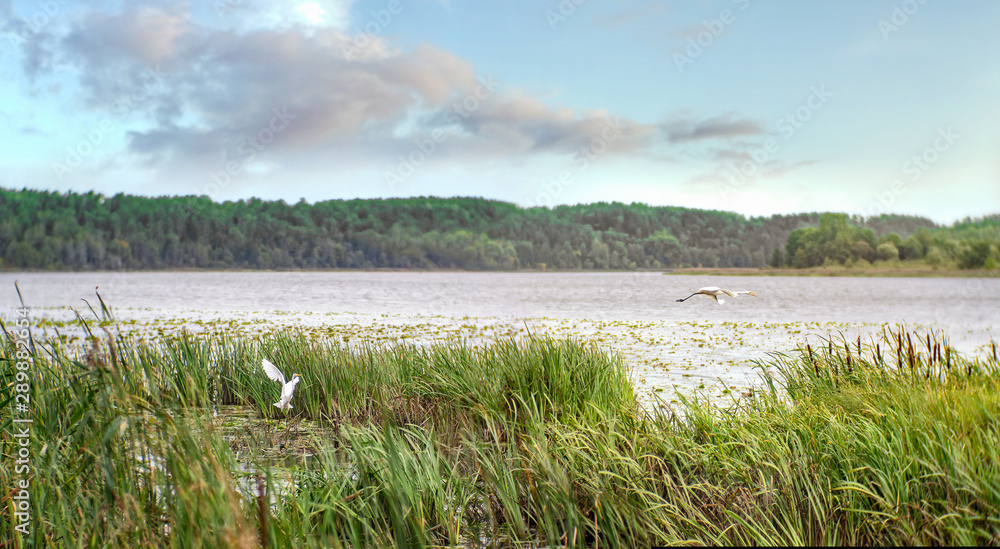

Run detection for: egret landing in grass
[[263, 358, 301, 442], [676, 286, 758, 305], [262, 358, 302, 409]]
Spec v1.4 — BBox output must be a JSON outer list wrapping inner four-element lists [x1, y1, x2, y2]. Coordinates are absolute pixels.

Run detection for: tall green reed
[[3, 291, 999, 546]]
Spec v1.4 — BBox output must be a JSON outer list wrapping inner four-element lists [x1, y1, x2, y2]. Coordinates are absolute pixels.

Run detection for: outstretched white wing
[[262, 359, 286, 385]]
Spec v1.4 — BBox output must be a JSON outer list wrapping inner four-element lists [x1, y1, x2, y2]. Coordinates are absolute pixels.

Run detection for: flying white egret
[[676, 286, 758, 305], [262, 358, 302, 409]]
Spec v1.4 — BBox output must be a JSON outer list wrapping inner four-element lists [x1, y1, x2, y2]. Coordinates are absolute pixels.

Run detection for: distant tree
[[877, 242, 900, 261], [851, 240, 876, 263], [924, 246, 946, 266], [881, 232, 903, 248], [900, 235, 925, 260], [958, 241, 990, 269], [0, 187, 995, 272]]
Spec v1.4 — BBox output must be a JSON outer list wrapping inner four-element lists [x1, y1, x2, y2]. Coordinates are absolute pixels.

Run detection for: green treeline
[[781, 213, 1000, 269], [0, 187, 994, 271]]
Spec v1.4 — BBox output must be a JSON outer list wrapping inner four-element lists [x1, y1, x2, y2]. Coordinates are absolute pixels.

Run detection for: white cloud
[[219, 0, 353, 32]]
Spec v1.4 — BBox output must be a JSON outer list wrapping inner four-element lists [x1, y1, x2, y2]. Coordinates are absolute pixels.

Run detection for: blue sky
[[1, 0, 998, 223]]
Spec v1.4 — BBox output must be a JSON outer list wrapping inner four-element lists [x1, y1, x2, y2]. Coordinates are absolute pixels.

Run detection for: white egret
[[676, 287, 758, 305], [262, 358, 302, 409]]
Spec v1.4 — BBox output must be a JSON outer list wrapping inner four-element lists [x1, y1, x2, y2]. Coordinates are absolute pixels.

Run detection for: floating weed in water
[[7, 294, 1000, 545]]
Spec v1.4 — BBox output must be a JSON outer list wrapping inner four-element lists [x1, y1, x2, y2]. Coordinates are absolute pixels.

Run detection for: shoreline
[[662, 266, 1000, 278], [3, 266, 998, 277]]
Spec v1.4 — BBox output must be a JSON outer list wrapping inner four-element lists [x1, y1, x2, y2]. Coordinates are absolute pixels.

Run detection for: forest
[[1, 187, 996, 271], [781, 212, 999, 269]]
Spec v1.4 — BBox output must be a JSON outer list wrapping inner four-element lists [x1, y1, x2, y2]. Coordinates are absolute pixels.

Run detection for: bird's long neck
[[677, 292, 698, 302]]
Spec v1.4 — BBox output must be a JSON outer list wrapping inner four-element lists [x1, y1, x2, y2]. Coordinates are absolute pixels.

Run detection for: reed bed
[[2, 305, 999, 546]]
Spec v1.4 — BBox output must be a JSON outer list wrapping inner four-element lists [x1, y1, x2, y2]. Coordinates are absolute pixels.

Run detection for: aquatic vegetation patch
[[3, 306, 1000, 546]]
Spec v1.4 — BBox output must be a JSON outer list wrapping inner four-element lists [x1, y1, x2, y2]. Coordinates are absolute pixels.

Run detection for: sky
[[1, 0, 998, 224]]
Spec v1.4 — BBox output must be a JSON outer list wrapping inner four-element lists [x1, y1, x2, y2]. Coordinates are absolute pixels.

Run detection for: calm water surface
[[4, 272, 997, 403]]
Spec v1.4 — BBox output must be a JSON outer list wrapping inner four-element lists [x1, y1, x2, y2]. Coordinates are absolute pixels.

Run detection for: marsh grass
[[2, 296, 999, 546]]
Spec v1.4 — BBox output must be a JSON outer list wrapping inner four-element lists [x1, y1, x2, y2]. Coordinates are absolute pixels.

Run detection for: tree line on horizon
[[1, 188, 996, 271], [776, 212, 998, 270]]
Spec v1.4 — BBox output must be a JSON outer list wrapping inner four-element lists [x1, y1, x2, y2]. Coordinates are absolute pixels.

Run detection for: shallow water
[[4, 271, 998, 404]]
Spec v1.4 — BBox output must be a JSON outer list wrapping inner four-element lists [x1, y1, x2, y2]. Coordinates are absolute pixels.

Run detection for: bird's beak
[[749, 292, 758, 297]]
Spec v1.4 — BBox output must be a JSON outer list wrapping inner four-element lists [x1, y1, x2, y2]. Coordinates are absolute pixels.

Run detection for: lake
[[3, 271, 998, 403]]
